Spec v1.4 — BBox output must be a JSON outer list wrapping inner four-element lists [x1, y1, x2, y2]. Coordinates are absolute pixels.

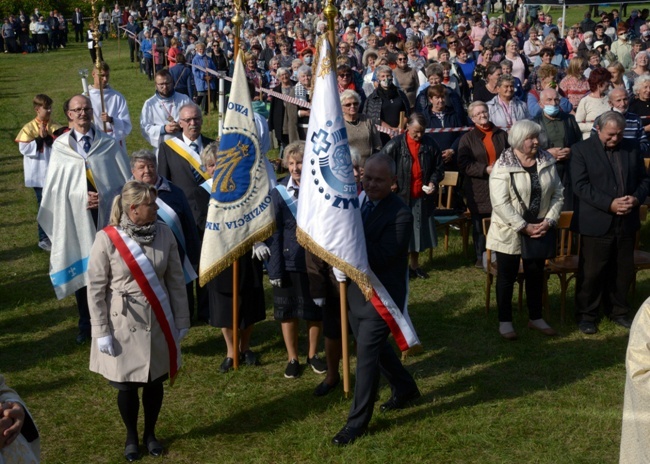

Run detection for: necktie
[[362, 200, 374, 223], [190, 142, 203, 183], [82, 135, 91, 154]]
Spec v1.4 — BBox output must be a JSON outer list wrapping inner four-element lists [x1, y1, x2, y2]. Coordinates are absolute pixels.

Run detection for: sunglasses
[[343, 102, 359, 107], [397, 58, 407, 61], [338, 73, 352, 77], [448, 41, 457, 44]]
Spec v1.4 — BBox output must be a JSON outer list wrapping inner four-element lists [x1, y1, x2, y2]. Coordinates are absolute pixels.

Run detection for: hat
[[593, 40, 605, 48]]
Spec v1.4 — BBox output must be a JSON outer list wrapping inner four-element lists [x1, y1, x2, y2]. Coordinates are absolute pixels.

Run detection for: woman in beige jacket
[[486, 120, 564, 340], [88, 181, 189, 462]]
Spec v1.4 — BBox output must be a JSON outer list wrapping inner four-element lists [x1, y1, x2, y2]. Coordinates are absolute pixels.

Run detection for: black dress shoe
[[578, 321, 598, 335], [219, 357, 234, 373], [124, 443, 140, 462], [611, 317, 632, 329], [331, 425, 366, 446], [76, 332, 90, 345], [146, 439, 163, 457], [380, 389, 421, 412], [410, 268, 429, 279], [314, 378, 340, 397]]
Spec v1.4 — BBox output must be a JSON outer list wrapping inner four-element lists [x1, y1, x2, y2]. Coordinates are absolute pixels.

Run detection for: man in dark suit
[[157, 102, 213, 322], [72, 8, 84, 43], [332, 153, 420, 446], [571, 111, 650, 334]]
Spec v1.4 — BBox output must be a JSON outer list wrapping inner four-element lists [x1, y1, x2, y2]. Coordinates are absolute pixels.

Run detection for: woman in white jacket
[[486, 120, 564, 340]]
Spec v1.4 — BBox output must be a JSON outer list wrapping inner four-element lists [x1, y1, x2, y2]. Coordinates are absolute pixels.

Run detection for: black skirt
[[272, 271, 322, 321], [207, 255, 266, 329]]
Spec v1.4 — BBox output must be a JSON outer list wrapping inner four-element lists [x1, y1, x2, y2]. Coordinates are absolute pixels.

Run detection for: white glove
[[332, 267, 347, 283], [178, 328, 189, 342], [313, 298, 326, 307], [252, 242, 271, 261], [270, 278, 283, 287], [97, 335, 115, 357]]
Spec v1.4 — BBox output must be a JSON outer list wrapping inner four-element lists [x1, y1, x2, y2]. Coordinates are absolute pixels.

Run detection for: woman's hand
[[525, 221, 550, 238]]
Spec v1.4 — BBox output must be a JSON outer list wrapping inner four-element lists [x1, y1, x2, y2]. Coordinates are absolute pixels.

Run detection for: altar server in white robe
[[88, 61, 132, 155], [140, 68, 191, 155]]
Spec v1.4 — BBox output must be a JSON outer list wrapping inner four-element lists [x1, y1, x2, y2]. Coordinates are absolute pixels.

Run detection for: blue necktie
[[190, 142, 202, 183], [362, 200, 374, 224], [82, 135, 91, 154]]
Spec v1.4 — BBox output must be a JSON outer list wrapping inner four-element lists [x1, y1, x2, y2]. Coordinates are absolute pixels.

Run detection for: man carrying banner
[[331, 154, 421, 446], [294, 32, 421, 445], [158, 102, 213, 322], [140, 68, 192, 155], [88, 61, 132, 156], [38, 94, 130, 344]]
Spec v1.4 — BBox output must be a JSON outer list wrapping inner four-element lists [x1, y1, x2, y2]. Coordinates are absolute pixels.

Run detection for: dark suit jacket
[[157, 134, 214, 232], [349, 193, 413, 312], [570, 133, 650, 236]]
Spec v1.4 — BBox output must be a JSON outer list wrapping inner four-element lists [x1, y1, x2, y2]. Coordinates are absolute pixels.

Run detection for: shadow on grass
[[0, 274, 57, 310]]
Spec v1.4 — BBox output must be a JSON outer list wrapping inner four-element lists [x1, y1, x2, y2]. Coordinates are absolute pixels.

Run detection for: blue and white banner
[[296, 37, 420, 350], [199, 53, 275, 286]]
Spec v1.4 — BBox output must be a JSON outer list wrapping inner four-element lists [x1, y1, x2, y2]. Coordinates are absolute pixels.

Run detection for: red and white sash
[[104, 226, 182, 382]]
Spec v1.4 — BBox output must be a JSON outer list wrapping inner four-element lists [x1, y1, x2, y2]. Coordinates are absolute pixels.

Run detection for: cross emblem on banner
[[68, 267, 77, 277], [311, 129, 331, 155]]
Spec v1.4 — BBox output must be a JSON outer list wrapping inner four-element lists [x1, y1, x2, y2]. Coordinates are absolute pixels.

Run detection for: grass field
[[1, 13, 649, 463]]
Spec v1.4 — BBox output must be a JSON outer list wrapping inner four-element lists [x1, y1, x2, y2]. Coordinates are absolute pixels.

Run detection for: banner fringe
[[296, 227, 373, 301], [199, 222, 276, 287]]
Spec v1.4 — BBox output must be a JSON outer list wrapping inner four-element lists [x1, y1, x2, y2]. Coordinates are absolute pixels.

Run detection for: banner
[[295, 36, 420, 350], [199, 53, 275, 286]]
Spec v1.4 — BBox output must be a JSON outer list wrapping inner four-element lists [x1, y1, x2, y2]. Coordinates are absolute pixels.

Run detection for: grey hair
[[200, 141, 219, 166], [597, 110, 626, 130], [500, 59, 513, 70], [130, 149, 157, 169], [340, 89, 361, 105], [635, 50, 649, 65], [277, 67, 291, 77], [633, 73, 650, 95], [282, 140, 306, 168], [297, 65, 312, 77], [365, 152, 396, 176], [496, 74, 515, 88], [375, 64, 393, 77], [179, 102, 203, 117], [508, 120, 542, 151], [468, 100, 488, 117]]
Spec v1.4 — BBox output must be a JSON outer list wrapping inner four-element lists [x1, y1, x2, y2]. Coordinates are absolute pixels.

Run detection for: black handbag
[[510, 173, 557, 260]]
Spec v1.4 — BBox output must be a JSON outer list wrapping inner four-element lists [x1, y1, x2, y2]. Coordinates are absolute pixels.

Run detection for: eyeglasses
[[69, 107, 92, 114], [343, 102, 359, 107], [338, 73, 352, 77]]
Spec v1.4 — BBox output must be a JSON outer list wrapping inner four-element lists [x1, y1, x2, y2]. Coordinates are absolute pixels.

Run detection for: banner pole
[[219, 74, 225, 137], [232, 260, 239, 370], [339, 282, 350, 399]]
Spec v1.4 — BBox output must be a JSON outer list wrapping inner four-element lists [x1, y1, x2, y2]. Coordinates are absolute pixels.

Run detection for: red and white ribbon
[[104, 226, 181, 382]]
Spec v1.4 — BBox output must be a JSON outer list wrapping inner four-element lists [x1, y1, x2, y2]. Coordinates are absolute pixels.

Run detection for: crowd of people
[[9, 0, 650, 460]]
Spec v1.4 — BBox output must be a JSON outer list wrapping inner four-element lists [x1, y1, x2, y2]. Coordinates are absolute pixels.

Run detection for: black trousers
[[75, 287, 91, 336], [495, 252, 545, 322], [575, 220, 635, 322], [345, 284, 418, 430], [471, 213, 491, 262]]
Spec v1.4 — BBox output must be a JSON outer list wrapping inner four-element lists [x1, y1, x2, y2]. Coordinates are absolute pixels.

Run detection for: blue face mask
[[543, 104, 560, 117]]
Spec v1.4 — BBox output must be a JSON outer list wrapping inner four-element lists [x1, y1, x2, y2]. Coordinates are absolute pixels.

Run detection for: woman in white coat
[[88, 181, 189, 462], [486, 120, 564, 340]]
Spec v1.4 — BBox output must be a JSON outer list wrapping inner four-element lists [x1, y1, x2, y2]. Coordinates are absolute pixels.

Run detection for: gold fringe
[[296, 227, 373, 301], [198, 222, 276, 287]]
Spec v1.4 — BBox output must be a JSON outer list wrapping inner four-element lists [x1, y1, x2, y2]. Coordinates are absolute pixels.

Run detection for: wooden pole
[[339, 281, 350, 399], [230, 0, 244, 371], [90, 0, 107, 132], [323, 0, 349, 398]]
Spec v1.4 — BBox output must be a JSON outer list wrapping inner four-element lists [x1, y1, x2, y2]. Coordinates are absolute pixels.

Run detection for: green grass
[[1, 22, 649, 463]]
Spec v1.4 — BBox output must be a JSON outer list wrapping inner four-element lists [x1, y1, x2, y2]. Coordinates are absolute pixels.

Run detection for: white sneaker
[[38, 239, 52, 251]]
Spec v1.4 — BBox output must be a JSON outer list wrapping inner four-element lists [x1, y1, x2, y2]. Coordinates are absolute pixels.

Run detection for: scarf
[[120, 213, 157, 244], [377, 84, 399, 100], [476, 123, 497, 167], [406, 132, 424, 199]]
